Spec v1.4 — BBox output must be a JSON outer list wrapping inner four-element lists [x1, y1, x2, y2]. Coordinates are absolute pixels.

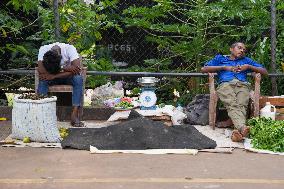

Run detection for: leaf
[[0, 28, 7, 38], [247, 117, 284, 152], [16, 45, 29, 55], [94, 31, 102, 40]]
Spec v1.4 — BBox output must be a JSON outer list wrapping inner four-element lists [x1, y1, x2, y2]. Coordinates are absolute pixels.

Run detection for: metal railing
[[1, 69, 284, 77]]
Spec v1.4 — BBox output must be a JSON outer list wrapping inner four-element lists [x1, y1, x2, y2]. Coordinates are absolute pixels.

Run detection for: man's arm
[[251, 66, 268, 75], [38, 60, 73, 80], [37, 61, 48, 74], [201, 66, 236, 73], [238, 64, 268, 75], [38, 60, 54, 80], [62, 58, 81, 75]]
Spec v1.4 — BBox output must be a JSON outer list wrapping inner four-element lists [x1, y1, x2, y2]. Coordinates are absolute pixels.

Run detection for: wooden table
[[259, 96, 284, 120]]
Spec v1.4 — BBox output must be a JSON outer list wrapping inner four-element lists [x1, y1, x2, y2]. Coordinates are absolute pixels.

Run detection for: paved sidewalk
[[0, 121, 11, 141], [1, 120, 284, 189], [0, 147, 283, 189]]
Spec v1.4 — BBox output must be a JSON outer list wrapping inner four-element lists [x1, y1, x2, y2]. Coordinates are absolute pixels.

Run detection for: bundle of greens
[[114, 101, 134, 109], [247, 117, 284, 152]]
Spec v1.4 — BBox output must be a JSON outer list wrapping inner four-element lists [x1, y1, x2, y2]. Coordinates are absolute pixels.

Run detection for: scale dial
[[139, 90, 157, 107]]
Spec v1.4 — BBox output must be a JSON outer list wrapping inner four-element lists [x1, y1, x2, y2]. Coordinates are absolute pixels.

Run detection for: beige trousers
[[216, 79, 250, 130]]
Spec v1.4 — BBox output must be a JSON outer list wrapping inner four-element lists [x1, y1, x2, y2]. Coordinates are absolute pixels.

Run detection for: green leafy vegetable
[[114, 101, 134, 109], [247, 117, 284, 152]]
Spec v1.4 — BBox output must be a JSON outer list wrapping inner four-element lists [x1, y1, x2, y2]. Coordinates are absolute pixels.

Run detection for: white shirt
[[37, 42, 79, 66]]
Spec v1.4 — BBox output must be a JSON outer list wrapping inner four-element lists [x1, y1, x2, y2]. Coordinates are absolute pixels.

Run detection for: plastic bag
[[91, 81, 124, 106], [160, 105, 187, 125]]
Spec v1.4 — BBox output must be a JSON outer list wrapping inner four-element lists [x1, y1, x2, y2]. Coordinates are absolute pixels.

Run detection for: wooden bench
[[35, 67, 87, 118]]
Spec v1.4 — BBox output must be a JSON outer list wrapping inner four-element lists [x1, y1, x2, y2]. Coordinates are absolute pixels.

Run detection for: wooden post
[[271, 0, 278, 95], [53, 0, 60, 40]]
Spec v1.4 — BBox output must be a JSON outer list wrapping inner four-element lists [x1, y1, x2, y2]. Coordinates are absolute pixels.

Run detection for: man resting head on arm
[[37, 42, 84, 127]]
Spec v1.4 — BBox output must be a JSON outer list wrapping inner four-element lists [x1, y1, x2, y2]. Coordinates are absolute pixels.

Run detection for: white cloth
[[37, 42, 79, 66], [244, 138, 284, 156], [107, 106, 187, 125]]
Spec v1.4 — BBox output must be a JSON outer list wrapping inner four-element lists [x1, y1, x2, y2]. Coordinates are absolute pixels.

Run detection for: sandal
[[71, 121, 85, 127], [231, 130, 243, 142]]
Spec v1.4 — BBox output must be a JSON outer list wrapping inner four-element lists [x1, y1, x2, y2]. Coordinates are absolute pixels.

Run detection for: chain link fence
[[98, 27, 158, 68], [97, 0, 159, 68], [1, 1, 284, 105]]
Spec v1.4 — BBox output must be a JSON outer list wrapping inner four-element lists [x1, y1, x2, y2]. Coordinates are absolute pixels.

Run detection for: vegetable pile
[[114, 97, 134, 109], [247, 117, 284, 152], [18, 93, 49, 100], [59, 127, 69, 139]]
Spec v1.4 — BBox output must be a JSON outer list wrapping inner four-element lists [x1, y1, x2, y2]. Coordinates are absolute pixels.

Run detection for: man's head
[[230, 42, 246, 59], [42, 49, 62, 74]]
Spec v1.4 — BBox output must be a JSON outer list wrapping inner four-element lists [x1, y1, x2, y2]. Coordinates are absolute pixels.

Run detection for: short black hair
[[230, 42, 245, 48], [42, 50, 61, 74]]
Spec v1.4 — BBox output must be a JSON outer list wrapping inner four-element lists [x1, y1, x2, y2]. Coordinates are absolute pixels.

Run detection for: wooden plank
[[146, 115, 172, 121], [260, 96, 284, 107], [90, 146, 198, 155], [276, 114, 284, 120], [276, 108, 284, 114]]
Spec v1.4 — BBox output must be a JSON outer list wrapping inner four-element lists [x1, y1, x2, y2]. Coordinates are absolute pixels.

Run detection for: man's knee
[[72, 75, 83, 86], [38, 80, 49, 89], [37, 80, 49, 95]]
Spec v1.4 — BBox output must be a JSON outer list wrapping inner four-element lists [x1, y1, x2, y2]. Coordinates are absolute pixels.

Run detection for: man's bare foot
[[216, 119, 233, 128], [241, 126, 250, 138], [231, 130, 243, 142], [71, 107, 79, 126], [70, 107, 85, 127]]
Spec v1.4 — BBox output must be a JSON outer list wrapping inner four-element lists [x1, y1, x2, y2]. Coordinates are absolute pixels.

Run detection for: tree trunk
[[53, 0, 60, 40], [271, 0, 277, 95]]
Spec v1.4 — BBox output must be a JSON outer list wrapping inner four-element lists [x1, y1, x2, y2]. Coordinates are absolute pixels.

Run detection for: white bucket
[[11, 95, 60, 142]]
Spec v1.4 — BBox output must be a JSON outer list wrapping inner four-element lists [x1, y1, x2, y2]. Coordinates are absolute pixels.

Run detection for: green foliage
[[59, 0, 120, 52], [1, 0, 284, 103], [131, 87, 141, 96], [86, 58, 115, 88], [123, 0, 272, 69], [6, 0, 39, 13], [248, 117, 284, 152], [1, 0, 120, 88], [122, 0, 284, 102], [0, 0, 40, 69]]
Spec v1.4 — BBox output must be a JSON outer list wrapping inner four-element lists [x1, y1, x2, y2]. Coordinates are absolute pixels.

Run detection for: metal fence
[[1, 1, 284, 101]]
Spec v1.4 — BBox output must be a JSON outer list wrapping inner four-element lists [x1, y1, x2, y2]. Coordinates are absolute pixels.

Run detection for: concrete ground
[[0, 147, 283, 189], [0, 121, 284, 189]]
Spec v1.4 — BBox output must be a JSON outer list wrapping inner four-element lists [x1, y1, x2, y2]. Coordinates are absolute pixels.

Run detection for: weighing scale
[[137, 77, 159, 110]]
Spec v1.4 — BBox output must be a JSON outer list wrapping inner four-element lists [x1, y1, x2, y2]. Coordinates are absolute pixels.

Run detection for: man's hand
[[223, 66, 238, 72], [63, 65, 81, 75], [39, 73, 56, 80], [236, 64, 251, 72], [223, 64, 251, 72]]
